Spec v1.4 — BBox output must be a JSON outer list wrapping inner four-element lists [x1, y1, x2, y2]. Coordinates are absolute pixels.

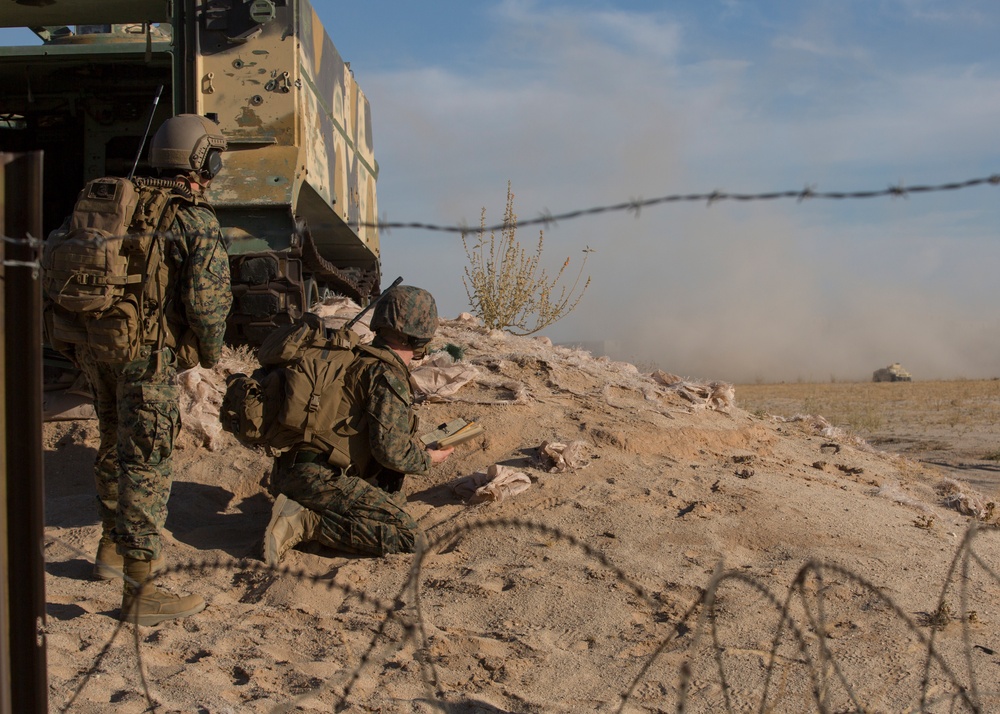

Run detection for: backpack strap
[[132, 179, 194, 372], [355, 343, 405, 371]]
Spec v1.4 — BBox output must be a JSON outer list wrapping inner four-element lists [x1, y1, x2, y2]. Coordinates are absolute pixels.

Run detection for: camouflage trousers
[[76, 345, 179, 561], [273, 460, 423, 557]]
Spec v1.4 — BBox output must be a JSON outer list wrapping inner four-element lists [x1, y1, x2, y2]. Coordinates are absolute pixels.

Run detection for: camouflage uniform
[[272, 338, 431, 556], [75, 203, 232, 560]]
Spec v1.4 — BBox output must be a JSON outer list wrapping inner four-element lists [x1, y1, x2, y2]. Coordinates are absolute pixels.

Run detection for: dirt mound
[[41, 318, 1000, 712]]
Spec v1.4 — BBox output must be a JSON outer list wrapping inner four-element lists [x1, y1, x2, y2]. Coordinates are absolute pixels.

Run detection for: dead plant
[[462, 182, 591, 336]]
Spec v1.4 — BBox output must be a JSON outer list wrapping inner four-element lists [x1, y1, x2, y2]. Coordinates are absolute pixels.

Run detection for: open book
[[420, 418, 484, 449]]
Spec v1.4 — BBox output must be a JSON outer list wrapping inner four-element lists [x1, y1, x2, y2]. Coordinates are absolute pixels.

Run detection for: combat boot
[[264, 493, 320, 566], [94, 536, 165, 581], [120, 557, 206, 626]]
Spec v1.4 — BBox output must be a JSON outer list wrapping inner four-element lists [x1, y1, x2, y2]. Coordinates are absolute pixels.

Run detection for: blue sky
[[5, 1, 1000, 381], [320, 1, 1000, 382]]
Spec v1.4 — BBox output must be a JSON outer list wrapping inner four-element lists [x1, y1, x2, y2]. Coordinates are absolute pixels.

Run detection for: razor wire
[[19, 170, 1000, 712], [43, 519, 1000, 713]]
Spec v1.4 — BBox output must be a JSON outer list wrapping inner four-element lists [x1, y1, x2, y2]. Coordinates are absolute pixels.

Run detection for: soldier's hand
[[427, 446, 454, 465]]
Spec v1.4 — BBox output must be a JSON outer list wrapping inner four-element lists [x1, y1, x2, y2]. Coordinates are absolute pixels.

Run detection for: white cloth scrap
[[410, 352, 480, 401], [539, 440, 590, 472], [453, 464, 531, 503]]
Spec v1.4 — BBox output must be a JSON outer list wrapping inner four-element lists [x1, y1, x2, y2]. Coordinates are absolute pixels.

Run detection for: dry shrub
[[938, 478, 996, 521], [462, 181, 591, 336]]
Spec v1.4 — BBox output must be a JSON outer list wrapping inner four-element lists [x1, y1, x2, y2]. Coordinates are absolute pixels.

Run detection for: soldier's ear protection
[[202, 149, 223, 179]]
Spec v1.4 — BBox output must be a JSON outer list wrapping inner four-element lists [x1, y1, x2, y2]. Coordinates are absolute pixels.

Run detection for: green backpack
[[221, 313, 394, 469], [42, 176, 188, 363]]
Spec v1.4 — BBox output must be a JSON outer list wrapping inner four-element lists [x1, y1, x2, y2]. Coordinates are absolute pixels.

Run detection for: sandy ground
[[40, 320, 1000, 713], [735, 379, 1000, 506]]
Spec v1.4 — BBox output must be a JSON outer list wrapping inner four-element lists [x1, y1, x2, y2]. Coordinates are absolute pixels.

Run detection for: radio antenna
[[127, 84, 164, 180]]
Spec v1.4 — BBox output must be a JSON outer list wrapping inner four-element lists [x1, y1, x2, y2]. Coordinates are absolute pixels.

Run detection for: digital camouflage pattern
[[77, 203, 232, 560], [350, 344, 432, 477], [167, 204, 233, 368], [77, 344, 179, 561], [271, 332, 435, 555], [273, 462, 423, 557], [369, 285, 439, 341]]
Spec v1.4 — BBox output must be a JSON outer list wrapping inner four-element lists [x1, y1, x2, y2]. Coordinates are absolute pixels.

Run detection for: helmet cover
[[370, 285, 438, 341]]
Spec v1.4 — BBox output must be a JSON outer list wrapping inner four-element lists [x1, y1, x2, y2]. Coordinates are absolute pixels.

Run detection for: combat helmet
[[149, 114, 227, 178], [370, 285, 438, 344]]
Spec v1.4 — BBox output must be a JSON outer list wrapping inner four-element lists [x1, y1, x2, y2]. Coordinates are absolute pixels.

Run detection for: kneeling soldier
[[264, 285, 453, 561]]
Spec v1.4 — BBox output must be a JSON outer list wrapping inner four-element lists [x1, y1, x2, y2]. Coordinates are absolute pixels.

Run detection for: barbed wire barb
[[536, 208, 558, 230], [889, 181, 909, 199]]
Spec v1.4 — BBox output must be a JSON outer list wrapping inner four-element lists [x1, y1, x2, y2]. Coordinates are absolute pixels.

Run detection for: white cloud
[[365, 2, 1000, 380], [897, 0, 990, 24], [771, 35, 869, 62], [587, 10, 682, 60]]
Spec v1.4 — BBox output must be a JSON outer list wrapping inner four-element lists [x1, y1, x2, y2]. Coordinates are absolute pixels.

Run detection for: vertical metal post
[[0, 151, 9, 714], [2, 151, 47, 714]]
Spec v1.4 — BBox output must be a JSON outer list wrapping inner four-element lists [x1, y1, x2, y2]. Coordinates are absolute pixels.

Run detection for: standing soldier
[[263, 285, 453, 562], [51, 114, 232, 625]]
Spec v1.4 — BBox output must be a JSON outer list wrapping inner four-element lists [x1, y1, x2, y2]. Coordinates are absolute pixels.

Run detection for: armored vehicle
[[873, 363, 912, 382], [0, 0, 380, 343]]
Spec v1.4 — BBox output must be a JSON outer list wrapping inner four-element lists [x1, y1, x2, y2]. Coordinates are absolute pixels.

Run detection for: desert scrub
[[737, 382, 886, 436], [841, 402, 884, 432], [462, 181, 591, 336]]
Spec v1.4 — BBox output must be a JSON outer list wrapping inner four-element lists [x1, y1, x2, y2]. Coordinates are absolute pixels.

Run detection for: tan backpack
[[221, 313, 397, 468], [42, 176, 189, 363]]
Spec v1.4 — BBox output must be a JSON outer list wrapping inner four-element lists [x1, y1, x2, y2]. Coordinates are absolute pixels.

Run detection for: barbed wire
[[43, 519, 1000, 713], [0, 229, 208, 272], [1, 231, 41, 270], [349, 173, 1000, 236], [1, 172, 998, 266]]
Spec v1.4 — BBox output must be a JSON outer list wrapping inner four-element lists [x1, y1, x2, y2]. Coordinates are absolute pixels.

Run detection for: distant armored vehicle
[[0, 0, 380, 344], [873, 363, 912, 382]]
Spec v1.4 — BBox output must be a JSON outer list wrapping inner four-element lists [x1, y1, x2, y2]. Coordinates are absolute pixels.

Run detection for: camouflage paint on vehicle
[[0, 0, 381, 344]]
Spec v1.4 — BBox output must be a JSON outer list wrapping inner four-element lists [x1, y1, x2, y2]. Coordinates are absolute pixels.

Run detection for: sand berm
[[41, 314, 1000, 713]]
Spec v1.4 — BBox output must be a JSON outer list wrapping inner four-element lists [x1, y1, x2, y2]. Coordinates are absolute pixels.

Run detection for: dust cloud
[[548, 204, 1000, 384]]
